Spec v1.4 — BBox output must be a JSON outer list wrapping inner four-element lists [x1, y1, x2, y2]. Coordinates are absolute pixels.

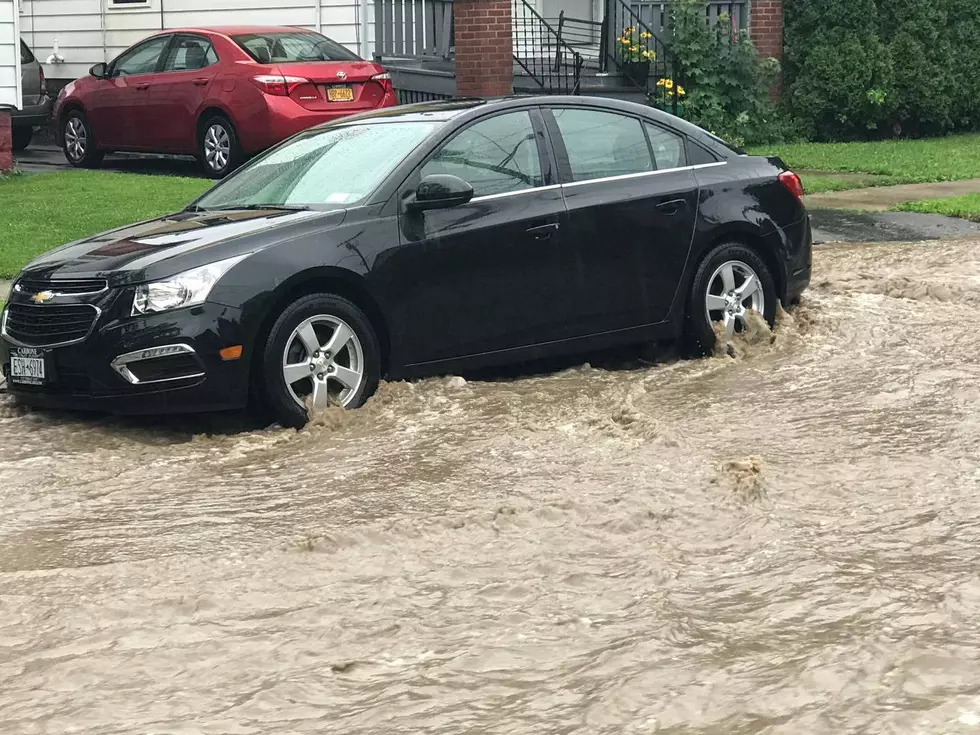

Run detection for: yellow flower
[[640, 31, 652, 39], [630, 45, 638, 53], [677, 85, 686, 96]]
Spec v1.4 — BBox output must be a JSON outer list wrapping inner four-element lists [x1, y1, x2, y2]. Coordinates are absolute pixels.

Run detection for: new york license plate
[[326, 85, 354, 102], [9, 347, 48, 386]]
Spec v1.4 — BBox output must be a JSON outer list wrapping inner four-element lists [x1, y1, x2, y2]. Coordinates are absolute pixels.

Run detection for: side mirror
[[408, 174, 474, 212], [90, 62, 109, 79]]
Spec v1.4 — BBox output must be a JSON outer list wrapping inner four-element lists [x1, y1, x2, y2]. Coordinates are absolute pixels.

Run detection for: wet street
[[4, 237, 980, 733]]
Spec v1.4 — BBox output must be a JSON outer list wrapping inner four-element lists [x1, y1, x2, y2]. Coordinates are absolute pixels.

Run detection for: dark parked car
[[1, 96, 811, 428], [52, 25, 397, 178], [13, 39, 53, 151]]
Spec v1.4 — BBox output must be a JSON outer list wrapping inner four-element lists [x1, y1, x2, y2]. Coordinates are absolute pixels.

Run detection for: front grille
[[127, 354, 204, 383], [3, 304, 100, 347], [15, 278, 108, 296]]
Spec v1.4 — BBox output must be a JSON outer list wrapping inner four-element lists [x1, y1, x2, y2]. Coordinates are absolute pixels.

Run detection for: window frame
[[408, 107, 556, 202], [108, 34, 175, 78], [542, 104, 702, 185], [161, 33, 219, 74]]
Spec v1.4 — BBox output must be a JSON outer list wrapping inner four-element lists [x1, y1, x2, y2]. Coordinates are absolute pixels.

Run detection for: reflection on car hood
[[19, 208, 340, 283]]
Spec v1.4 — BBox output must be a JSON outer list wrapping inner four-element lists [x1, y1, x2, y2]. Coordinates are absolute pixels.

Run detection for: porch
[[371, 0, 749, 105]]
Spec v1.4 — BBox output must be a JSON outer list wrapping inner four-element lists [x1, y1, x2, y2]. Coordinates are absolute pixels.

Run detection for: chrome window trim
[[110, 344, 205, 385], [464, 162, 727, 203], [1, 303, 103, 349], [14, 279, 109, 298]]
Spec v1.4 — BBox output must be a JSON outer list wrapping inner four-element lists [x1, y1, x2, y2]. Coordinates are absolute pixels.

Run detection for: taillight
[[250, 74, 309, 97], [371, 71, 393, 93], [778, 170, 805, 202]]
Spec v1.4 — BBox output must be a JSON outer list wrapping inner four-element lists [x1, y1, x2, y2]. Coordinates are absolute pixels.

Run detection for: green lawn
[[893, 193, 980, 221], [0, 171, 211, 279], [749, 134, 980, 194]]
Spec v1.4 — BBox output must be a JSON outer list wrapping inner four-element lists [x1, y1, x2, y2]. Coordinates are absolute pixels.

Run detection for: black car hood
[[20, 208, 344, 284]]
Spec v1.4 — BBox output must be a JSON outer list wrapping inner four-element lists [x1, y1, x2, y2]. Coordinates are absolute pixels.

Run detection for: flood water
[[4, 238, 980, 734]]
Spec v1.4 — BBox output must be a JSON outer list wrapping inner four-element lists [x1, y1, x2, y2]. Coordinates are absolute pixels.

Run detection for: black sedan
[[1, 96, 811, 428]]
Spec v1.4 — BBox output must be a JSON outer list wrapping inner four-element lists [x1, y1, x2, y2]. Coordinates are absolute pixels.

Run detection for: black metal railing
[[553, 12, 605, 71], [513, 0, 584, 95]]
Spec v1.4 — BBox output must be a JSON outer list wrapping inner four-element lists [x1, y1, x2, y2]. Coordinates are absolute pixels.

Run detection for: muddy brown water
[[4, 239, 980, 734]]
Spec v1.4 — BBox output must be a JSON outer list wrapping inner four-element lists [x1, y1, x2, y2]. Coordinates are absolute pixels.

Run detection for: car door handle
[[656, 198, 687, 215], [193, 78, 210, 86], [135, 83, 149, 91], [526, 222, 560, 240]]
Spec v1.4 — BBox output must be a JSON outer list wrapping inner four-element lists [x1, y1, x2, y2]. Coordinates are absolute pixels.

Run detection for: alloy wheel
[[65, 118, 87, 161], [704, 260, 766, 338], [282, 315, 365, 411], [204, 124, 231, 172]]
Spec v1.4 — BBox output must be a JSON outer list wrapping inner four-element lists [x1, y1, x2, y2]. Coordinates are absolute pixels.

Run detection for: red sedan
[[52, 26, 397, 177]]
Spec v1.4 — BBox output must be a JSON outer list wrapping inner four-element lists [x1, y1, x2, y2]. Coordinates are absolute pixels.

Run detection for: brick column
[[749, 0, 783, 61], [0, 111, 12, 173], [453, 0, 513, 98]]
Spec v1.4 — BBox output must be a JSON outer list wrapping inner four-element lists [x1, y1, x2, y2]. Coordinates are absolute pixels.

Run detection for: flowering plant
[[617, 26, 656, 64], [656, 77, 686, 97]]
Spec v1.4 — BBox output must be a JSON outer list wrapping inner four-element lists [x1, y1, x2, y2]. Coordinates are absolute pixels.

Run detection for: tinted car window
[[645, 123, 687, 170], [687, 140, 719, 166], [164, 37, 218, 72], [233, 32, 359, 64], [113, 36, 171, 77], [20, 40, 35, 65], [421, 111, 543, 198], [552, 108, 653, 182]]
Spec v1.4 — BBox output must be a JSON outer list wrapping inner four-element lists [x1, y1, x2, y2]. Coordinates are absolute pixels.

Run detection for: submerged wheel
[[685, 242, 777, 355], [258, 294, 381, 428]]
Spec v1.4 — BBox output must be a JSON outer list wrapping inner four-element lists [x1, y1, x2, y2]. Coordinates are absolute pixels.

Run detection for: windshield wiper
[[192, 203, 313, 213]]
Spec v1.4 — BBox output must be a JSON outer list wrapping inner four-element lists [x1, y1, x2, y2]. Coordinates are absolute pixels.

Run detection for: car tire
[[199, 116, 243, 179], [12, 126, 32, 151], [684, 242, 777, 356], [257, 293, 382, 429], [61, 110, 104, 168]]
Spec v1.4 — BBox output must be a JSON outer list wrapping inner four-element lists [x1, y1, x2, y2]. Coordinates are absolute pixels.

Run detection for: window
[[552, 108, 653, 182], [164, 36, 218, 72], [645, 123, 687, 170], [232, 32, 359, 64], [20, 41, 35, 65], [421, 112, 543, 198], [687, 141, 719, 166], [112, 36, 171, 77]]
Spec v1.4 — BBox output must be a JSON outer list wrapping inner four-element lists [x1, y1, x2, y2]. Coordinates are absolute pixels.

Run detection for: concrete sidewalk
[[805, 178, 980, 211]]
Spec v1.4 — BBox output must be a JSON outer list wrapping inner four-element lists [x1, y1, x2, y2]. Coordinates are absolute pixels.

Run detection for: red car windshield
[[232, 32, 360, 64]]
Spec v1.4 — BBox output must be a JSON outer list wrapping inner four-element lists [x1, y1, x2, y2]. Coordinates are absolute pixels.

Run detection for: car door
[[384, 108, 578, 366], [543, 106, 701, 334], [151, 34, 220, 153], [91, 35, 173, 150]]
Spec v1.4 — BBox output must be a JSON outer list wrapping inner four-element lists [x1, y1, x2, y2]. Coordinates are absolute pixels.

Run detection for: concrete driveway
[[14, 141, 206, 178]]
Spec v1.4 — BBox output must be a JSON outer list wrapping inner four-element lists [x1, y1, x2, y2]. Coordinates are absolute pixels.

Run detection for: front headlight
[[132, 254, 249, 316]]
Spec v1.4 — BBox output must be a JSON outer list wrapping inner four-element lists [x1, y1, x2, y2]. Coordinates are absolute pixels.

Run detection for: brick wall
[[749, 0, 784, 61], [0, 111, 11, 173], [453, 0, 513, 98]]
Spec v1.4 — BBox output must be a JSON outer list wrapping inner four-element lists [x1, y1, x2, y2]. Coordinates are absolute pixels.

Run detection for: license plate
[[10, 347, 47, 386], [326, 85, 354, 102]]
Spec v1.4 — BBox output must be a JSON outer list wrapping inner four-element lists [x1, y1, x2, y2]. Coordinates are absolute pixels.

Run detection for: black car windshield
[[233, 32, 359, 63], [193, 121, 438, 210]]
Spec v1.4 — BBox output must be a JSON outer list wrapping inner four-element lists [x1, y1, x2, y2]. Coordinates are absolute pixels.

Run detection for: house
[[1, 0, 21, 171]]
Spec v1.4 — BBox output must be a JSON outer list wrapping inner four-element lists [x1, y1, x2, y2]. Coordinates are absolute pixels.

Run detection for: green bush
[[664, 0, 787, 147]]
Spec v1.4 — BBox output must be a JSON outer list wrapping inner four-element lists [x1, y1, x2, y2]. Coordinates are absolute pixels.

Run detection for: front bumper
[[1, 292, 252, 416]]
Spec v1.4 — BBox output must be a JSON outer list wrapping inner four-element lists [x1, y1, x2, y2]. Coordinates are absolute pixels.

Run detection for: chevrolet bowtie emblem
[[32, 290, 54, 304]]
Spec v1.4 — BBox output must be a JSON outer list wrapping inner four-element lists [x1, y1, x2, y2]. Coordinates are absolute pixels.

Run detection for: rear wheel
[[12, 126, 32, 151], [684, 242, 777, 355], [257, 294, 381, 429], [199, 116, 243, 179], [62, 110, 104, 168]]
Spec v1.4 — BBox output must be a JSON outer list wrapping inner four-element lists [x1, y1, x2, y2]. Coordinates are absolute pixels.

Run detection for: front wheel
[[684, 242, 777, 355], [62, 111, 104, 168], [257, 294, 381, 429], [12, 126, 32, 151]]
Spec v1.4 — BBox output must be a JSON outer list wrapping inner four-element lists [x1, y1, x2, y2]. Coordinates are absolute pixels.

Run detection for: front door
[[543, 105, 700, 334], [93, 35, 173, 150], [380, 108, 578, 367], [151, 34, 220, 153]]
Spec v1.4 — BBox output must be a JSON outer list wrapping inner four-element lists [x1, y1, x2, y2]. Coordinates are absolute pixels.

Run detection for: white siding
[[19, 0, 369, 82], [0, 0, 20, 109]]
